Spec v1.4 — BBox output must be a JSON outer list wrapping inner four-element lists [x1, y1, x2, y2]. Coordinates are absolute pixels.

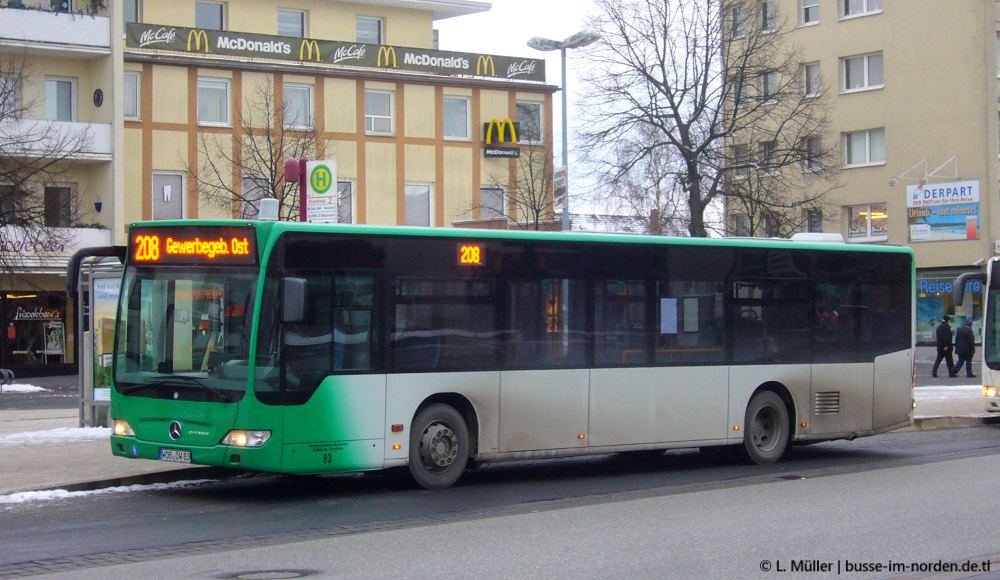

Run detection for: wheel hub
[[420, 423, 458, 470], [752, 408, 777, 451]]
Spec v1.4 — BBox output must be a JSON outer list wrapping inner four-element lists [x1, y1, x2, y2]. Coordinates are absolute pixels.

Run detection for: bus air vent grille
[[814, 391, 841, 415]]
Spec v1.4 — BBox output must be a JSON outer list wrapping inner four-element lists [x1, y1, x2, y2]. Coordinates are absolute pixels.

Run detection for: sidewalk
[[0, 370, 998, 496]]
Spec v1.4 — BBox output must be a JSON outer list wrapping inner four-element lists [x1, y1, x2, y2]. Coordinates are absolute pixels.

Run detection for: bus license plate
[[159, 449, 191, 463]]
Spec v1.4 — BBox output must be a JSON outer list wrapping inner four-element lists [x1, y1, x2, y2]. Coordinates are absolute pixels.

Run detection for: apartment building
[[0, 0, 118, 373], [764, 0, 1000, 342], [0, 0, 554, 374]]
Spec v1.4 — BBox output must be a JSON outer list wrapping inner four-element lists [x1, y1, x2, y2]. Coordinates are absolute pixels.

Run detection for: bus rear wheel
[[408, 404, 469, 490], [742, 391, 789, 465]]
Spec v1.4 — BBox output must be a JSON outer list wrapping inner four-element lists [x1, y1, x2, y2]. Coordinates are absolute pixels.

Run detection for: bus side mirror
[[953, 272, 985, 307], [281, 277, 306, 323]]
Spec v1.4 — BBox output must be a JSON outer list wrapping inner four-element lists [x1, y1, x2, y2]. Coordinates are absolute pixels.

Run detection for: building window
[[803, 62, 821, 96], [124, 72, 140, 120], [357, 16, 383, 44], [759, 140, 779, 175], [997, 33, 1000, 77], [337, 180, 353, 224], [847, 203, 887, 242], [0, 184, 19, 223], [761, 1, 777, 31], [283, 83, 312, 129], [843, 0, 882, 18], [761, 71, 778, 101], [0, 74, 19, 118], [277, 9, 306, 37], [843, 52, 883, 91], [480, 186, 505, 220], [516, 101, 543, 143], [49, 0, 72, 13], [732, 144, 750, 178], [124, 0, 140, 23], [195, 1, 225, 30], [844, 128, 885, 167], [197, 78, 230, 126], [44, 77, 74, 122], [443, 96, 470, 140], [801, 0, 819, 25], [44, 185, 72, 227], [730, 4, 747, 38], [405, 183, 432, 226], [240, 176, 269, 219], [733, 214, 751, 236], [802, 136, 822, 171], [806, 208, 822, 233], [364, 89, 393, 135]]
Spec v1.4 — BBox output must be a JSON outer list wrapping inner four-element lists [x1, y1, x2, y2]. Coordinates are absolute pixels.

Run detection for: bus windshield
[[114, 266, 258, 401]]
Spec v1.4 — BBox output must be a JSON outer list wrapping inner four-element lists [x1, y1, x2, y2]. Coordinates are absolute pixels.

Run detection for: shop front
[[917, 268, 982, 345], [0, 226, 113, 376]]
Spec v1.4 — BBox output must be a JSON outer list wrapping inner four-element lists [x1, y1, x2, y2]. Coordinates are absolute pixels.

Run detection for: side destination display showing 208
[[130, 226, 258, 266]]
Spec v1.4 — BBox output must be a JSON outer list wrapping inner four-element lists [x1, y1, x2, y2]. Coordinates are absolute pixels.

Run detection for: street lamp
[[528, 30, 600, 231]]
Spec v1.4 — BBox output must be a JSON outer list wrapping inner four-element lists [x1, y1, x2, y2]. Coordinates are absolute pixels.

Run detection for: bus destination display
[[458, 243, 485, 266], [130, 226, 258, 265]]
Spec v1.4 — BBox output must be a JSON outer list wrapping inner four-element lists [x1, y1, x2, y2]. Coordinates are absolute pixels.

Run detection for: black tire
[[408, 404, 470, 490], [742, 391, 789, 465]]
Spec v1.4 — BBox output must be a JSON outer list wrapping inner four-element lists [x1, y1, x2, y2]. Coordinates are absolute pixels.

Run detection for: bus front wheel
[[408, 404, 470, 490], [742, 391, 789, 465]]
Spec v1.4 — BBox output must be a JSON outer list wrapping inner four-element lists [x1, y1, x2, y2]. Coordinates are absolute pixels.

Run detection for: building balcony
[[1, 118, 112, 162], [0, 6, 111, 58], [0, 225, 112, 273]]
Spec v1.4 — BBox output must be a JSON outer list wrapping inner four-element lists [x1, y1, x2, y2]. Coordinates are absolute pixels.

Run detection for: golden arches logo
[[476, 55, 495, 76], [377, 46, 397, 68], [484, 117, 517, 144], [299, 39, 321, 62], [187, 29, 209, 53]]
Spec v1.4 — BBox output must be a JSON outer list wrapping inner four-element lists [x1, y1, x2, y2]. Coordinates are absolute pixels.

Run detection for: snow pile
[[0, 479, 215, 505], [0, 383, 48, 394], [0, 427, 111, 448]]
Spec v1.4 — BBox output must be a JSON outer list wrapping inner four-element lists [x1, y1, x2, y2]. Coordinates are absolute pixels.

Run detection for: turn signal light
[[113, 420, 135, 437], [984, 386, 999, 398]]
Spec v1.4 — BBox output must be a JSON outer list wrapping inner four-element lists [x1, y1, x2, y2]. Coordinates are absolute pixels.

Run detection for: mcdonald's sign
[[483, 118, 519, 144], [187, 29, 210, 53], [476, 55, 495, 77], [377, 46, 397, 68], [299, 39, 321, 62], [483, 117, 520, 158]]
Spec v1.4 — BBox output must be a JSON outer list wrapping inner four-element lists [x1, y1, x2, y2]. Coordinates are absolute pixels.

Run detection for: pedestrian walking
[[932, 315, 955, 378], [954, 319, 977, 378]]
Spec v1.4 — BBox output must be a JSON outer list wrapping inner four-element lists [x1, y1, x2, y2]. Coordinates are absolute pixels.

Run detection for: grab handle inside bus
[[281, 277, 306, 323], [953, 271, 985, 307]]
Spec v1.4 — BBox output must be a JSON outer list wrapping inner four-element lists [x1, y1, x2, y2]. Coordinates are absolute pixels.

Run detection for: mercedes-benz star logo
[[168, 421, 182, 441]]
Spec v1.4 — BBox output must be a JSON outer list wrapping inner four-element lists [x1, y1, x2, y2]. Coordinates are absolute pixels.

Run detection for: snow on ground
[[0, 383, 48, 394], [0, 427, 111, 448], [0, 479, 215, 505], [914, 384, 983, 401]]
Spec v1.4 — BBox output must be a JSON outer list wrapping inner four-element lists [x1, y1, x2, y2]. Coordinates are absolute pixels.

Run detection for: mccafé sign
[[126, 23, 546, 83]]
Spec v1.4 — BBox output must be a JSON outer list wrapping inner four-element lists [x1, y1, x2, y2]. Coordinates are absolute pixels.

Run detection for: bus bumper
[[110, 435, 278, 471]]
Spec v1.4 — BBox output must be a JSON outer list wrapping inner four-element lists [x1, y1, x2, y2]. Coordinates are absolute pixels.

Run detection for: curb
[[34, 466, 242, 494], [908, 415, 1000, 431]]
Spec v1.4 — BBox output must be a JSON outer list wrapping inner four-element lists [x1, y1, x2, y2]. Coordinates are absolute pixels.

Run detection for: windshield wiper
[[123, 376, 232, 402]]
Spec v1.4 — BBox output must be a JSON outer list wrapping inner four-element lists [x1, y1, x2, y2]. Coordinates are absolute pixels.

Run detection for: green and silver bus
[[85, 221, 914, 489]]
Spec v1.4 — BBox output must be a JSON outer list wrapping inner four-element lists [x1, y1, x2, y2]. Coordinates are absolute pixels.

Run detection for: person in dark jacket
[[932, 315, 955, 378], [954, 319, 977, 378]]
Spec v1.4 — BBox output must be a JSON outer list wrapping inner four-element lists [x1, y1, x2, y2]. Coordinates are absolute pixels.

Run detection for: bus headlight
[[113, 420, 135, 437], [985, 386, 999, 398], [221, 430, 271, 447]]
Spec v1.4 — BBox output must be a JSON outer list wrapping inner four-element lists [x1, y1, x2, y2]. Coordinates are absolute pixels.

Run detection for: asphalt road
[[3, 425, 1000, 578]]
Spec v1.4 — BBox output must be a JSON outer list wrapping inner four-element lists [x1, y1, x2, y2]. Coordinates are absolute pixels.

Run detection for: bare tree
[[0, 56, 94, 281], [191, 78, 326, 220], [471, 146, 557, 231], [579, 0, 838, 238]]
